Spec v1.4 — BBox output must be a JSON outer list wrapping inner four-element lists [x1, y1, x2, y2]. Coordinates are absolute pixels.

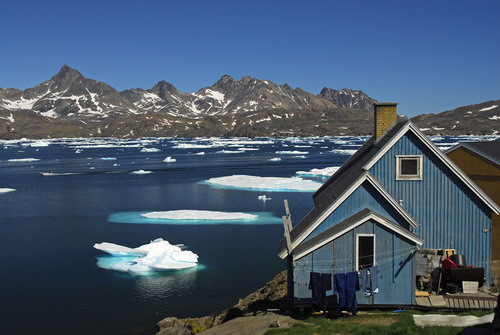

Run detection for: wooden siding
[[304, 181, 411, 243], [447, 146, 500, 274], [294, 219, 416, 305], [447, 147, 498, 177], [370, 132, 492, 284]]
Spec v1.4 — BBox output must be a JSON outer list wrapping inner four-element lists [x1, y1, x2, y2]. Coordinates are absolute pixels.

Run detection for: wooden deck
[[416, 293, 498, 310]]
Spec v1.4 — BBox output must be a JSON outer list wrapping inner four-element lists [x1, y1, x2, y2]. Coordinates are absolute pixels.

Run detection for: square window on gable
[[396, 155, 423, 180]]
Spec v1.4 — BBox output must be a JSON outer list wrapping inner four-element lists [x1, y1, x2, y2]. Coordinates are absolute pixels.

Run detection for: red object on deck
[[442, 259, 458, 271]]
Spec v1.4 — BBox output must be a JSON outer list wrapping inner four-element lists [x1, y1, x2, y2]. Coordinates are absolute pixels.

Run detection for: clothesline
[[293, 247, 418, 273], [293, 246, 417, 265], [293, 246, 417, 267]]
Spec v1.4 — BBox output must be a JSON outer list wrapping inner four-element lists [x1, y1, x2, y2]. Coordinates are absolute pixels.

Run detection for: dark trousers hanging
[[334, 272, 360, 315], [309, 272, 332, 313]]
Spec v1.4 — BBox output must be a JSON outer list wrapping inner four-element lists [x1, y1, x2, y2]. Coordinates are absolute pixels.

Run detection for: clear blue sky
[[1, 0, 499, 117]]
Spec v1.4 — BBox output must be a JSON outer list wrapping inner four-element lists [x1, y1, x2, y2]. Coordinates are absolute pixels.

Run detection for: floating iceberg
[[269, 157, 281, 161], [330, 149, 357, 155], [276, 150, 309, 155], [100, 157, 117, 160], [131, 170, 152, 174], [8, 158, 40, 162], [93, 242, 148, 257], [0, 188, 16, 193], [258, 195, 271, 201], [108, 210, 281, 225], [141, 147, 161, 153], [204, 175, 322, 192], [216, 150, 243, 154], [29, 141, 50, 147], [163, 156, 176, 162], [296, 166, 340, 177], [141, 210, 258, 221], [94, 238, 198, 273]]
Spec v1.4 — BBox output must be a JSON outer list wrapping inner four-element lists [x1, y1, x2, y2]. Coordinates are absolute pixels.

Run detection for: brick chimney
[[374, 102, 398, 139]]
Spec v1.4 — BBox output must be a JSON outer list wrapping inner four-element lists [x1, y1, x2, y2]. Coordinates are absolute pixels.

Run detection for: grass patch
[[266, 311, 475, 335]]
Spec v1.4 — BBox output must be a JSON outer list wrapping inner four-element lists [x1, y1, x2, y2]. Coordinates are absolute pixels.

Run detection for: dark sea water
[[0, 135, 492, 335]]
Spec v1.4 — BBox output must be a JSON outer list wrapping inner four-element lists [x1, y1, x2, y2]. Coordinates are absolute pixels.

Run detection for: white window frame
[[396, 155, 423, 180], [356, 233, 376, 271]]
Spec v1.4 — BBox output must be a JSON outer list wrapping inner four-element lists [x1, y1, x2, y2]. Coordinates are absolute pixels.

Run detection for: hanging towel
[[346, 271, 360, 315], [368, 266, 378, 295], [360, 265, 378, 296]]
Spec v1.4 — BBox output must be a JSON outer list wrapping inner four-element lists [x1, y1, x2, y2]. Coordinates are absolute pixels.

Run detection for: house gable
[[368, 128, 494, 279], [278, 172, 418, 259], [363, 122, 499, 214]]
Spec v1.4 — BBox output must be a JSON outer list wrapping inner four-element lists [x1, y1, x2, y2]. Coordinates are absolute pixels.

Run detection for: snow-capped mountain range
[[0, 65, 374, 120], [0, 65, 498, 138]]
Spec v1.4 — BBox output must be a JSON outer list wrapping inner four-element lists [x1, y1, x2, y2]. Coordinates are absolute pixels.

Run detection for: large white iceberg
[[94, 238, 198, 273], [204, 175, 322, 192]]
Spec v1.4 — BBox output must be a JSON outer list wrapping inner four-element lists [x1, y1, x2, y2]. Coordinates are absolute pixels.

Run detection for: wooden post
[[282, 199, 294, 314]]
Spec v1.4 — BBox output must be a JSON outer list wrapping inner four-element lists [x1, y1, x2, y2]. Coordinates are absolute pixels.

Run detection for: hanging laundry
[[346, 271, 360, 315], [309, 272, 332, 314], [360, 265, 379, 296], [334, 272, 360, 315]]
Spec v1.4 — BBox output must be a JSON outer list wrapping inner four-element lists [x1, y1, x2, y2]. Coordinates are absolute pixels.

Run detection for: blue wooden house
[[278, 103, 500, 308]]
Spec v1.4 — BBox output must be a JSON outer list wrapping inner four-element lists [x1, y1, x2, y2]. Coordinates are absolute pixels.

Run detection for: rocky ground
[[156, 271, 292, 335]]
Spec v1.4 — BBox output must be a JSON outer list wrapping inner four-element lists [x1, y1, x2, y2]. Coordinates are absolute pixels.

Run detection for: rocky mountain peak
[[319, 87, 377, 111], [151, 80, 179, 96], [211, 74, 239, 93], [51, 64, 84, 84]]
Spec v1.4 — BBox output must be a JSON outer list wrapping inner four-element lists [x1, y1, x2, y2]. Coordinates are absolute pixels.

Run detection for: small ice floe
[[29, 140, 50, 147], [0, 188, 16, 193], [100, 157, 117, 160], [296, 166, 340, 177], [163, 156, 176, 162], [141, 210, 257, 221], [330, 149, 357, 155], [269, 157, 281, 161], [194, 152, 205, 155], [131, 170, 152, 174], [216, 150, 243, 154], [40, 172, 78, 176], [75, 149, 82, 154], [94, 238, 198, 273], [8, 158, 40, 162], [258, 195, 271, 201], [141, 147, 161, 153], [204, 175, 322, 192], [276, 150, 309, 155]]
